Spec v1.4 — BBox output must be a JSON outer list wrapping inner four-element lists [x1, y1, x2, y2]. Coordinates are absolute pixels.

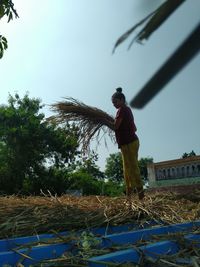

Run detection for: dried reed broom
[[48, 98, 115, 153]]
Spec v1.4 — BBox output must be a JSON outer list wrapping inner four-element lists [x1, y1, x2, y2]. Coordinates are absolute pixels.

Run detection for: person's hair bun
[[116, 87, 122, 93]]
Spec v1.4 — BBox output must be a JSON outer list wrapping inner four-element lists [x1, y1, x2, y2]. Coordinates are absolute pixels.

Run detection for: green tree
[[102, 180, 124, 197], [0, 0, 19, 58], [67, 171, 101, 196], [64, 151, 105, 196], [105, 152, 123, 182], [182, 152, 188, 158], [0, 93, 79, 194], [74, 151, 105, 180], [66, 171, 124, 197], [182, 150, 196, 158], [24, 167, 71, 195]]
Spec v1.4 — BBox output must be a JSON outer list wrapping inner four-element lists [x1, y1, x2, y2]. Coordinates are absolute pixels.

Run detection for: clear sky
[[0, 0, 200, 170]]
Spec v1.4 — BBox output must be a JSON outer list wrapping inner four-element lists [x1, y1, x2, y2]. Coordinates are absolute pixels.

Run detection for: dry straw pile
[[0, 191, 199, 239], [0, 192, 199, 266], [49, 97, 115, 153]]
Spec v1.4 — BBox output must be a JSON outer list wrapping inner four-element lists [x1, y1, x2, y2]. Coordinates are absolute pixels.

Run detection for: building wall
[[147, 156, 200, 187]]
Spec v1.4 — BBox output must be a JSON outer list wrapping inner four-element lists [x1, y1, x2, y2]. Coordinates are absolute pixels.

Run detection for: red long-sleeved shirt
[[115, 106, 138, 148]]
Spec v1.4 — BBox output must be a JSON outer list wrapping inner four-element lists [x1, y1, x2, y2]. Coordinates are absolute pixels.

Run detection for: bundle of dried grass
[[48, 97, 115, 153]]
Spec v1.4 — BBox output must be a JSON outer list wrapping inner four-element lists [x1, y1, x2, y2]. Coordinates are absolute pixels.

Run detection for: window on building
[[197, 165, 200, 174], [158, 170, 163, 180], [172, 168, 175, 178], [167, 168, 171, 178], [192, 165, 195, 176], [163, 169, 166, 179], [176, 167, 180, 177], [186, 166, 190, 176], [181, 166, 185, 177]]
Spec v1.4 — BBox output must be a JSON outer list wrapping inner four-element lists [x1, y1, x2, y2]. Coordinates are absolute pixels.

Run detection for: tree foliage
[[182, 150, 196, 159], [0, 93, 79, 194], [105, 152, 123, 182], [101, 180, 124, 197], [67, 171, 101, 196], [0, 0, 19, 58], [74, 151, 105, 180]]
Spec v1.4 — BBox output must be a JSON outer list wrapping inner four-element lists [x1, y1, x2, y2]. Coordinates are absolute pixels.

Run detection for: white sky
[[0, 0, 200, 170]]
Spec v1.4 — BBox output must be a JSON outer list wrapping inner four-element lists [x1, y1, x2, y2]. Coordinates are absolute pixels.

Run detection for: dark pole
[[130, 22, 200, 109]]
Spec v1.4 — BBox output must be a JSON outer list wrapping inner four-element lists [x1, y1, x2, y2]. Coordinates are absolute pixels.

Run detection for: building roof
[[148, 155, 200, 169]]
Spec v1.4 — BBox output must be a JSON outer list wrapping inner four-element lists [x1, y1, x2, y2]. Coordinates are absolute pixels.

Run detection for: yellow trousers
[[121, 139, 143, 195]]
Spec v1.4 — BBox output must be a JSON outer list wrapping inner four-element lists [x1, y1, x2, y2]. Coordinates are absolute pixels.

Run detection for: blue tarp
[[0, 220, 199, 266]]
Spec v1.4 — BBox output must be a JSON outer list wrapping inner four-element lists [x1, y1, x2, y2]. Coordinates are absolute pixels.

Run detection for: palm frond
[[113, 0, 186, 52], [48, 98, 115, 154], [112, 9, 156, 53]]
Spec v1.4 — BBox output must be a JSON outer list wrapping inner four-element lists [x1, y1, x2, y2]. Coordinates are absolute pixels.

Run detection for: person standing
[[111, 87, 144, 199]]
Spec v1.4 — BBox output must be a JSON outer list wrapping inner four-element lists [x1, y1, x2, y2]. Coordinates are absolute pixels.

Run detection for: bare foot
[[138, 190, 145, 200]]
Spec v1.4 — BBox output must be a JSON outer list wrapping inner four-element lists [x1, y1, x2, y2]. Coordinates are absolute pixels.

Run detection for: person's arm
[[106, 117, 122, 131], [114, 116, 123, 130], [114, 107, 124, 130]]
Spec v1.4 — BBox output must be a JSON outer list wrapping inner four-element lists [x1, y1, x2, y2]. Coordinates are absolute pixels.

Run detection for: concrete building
[[147, 155, 200, 187]]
